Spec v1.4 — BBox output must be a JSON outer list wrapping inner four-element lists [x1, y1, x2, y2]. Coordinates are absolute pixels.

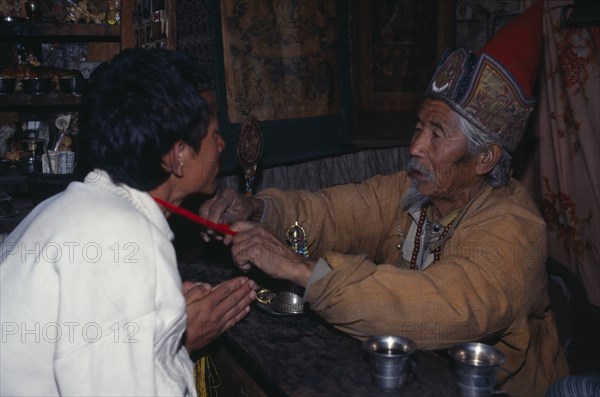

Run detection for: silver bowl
[[271, 291, 304, 314]]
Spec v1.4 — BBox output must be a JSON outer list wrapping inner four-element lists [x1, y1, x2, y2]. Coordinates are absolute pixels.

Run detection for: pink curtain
[[524, 0, 600, 307]]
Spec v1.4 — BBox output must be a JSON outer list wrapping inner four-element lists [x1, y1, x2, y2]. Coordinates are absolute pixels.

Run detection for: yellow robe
[[258, 171, 569, 397]]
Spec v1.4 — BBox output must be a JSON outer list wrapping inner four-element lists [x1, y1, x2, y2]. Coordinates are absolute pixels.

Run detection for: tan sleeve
[[305, 190, 548, 350], [256, 172, 410, 262]]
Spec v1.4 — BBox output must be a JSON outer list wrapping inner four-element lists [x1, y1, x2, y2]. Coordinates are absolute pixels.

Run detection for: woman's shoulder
[[32, 181, 153, 238]]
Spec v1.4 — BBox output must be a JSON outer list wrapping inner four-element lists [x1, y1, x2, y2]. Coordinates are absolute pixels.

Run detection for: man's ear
[[161, 141, 186, 177], [475, 144, 502, 176]]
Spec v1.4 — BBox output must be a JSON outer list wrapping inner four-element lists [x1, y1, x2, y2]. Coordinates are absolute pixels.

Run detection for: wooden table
[[180, 258, 459, 397]]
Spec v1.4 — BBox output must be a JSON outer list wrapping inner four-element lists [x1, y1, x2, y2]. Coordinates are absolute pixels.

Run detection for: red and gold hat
[[426, 1, 544, 151]]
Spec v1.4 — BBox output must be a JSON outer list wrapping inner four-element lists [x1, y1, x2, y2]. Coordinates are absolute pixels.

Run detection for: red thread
[[152, 197, 237, 236]]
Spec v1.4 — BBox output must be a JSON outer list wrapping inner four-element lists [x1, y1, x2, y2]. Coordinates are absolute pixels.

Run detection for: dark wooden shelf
[[0, 92, 81, 110], [0, 21, 121, 111], [0, 21, 120, 42]]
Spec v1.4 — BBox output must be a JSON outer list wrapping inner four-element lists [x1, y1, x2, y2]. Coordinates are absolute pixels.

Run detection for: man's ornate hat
[[426, 1, 544, 152]]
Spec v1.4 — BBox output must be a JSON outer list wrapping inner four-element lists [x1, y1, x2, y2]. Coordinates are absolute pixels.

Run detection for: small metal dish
[[255, 299, 304, 317], [271, 291, 305, 314], [254, 287, 304, 316]]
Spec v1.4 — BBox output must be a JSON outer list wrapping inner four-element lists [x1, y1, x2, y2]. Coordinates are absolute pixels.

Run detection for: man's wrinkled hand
[[198, 189, 260, 242], [229, 221, 314, 287]]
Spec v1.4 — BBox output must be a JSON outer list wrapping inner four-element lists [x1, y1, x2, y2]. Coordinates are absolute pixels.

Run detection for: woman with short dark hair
[[0, 48, 256, 396]]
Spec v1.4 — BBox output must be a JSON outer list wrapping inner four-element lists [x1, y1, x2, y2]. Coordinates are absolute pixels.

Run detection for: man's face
[[189, 117, 225, 195], [184, 92, 225, 196], [407, 99, 481, 207]]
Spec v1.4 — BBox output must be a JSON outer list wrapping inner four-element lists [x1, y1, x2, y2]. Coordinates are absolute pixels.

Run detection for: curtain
[[218, 146, 410, 192], [525, 0, 600, 307]]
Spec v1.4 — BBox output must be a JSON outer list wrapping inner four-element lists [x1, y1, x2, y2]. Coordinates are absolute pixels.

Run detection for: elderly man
[[201, 2, 568, 395]]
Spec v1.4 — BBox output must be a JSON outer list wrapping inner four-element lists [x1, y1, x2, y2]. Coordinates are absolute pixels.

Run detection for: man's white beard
[[402, 179, 430, 210], [402, 158, 433, 210]]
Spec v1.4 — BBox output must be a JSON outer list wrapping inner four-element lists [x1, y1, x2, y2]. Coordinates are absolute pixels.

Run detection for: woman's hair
[[78, 48, 212, 191], [457, 114, 512, 188]]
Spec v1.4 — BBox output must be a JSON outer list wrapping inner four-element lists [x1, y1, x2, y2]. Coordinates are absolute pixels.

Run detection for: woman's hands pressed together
[[182, 277, 256, 353]]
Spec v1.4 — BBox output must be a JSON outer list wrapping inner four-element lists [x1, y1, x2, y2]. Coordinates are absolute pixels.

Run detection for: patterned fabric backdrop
[[174, 2, 600, 307], [524, 0, 600, 307], [175, 0, 216, 87]]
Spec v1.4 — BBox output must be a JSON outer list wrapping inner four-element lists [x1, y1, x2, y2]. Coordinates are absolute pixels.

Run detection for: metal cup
[[448, 343, 506, 397], [363, 335, 417, 392]]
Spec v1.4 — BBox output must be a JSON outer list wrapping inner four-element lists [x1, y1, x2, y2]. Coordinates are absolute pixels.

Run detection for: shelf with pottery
[[0, 20, 120, 40], [0, 13, 131, 110], [0, 10, 133, 62], [0, 92, 82, 109]]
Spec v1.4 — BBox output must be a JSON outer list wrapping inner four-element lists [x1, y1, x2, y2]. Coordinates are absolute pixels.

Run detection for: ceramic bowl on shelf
[[0, 77, 16, 94], [21, 77, 52, 94], [17, 157, 42, 174], [0, 158, 13, 175], [58, 75, 87, 93]]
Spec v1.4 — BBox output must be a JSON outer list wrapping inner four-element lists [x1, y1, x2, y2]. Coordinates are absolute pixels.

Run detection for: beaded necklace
[[407, 203, 455, 270], [431, 219, 454, 263], [408, 204, 429, 270]]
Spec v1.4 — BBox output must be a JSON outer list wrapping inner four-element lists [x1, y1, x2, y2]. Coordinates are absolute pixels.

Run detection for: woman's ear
[[475, 144, 502, 176], [161, 141, 186, 177]]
